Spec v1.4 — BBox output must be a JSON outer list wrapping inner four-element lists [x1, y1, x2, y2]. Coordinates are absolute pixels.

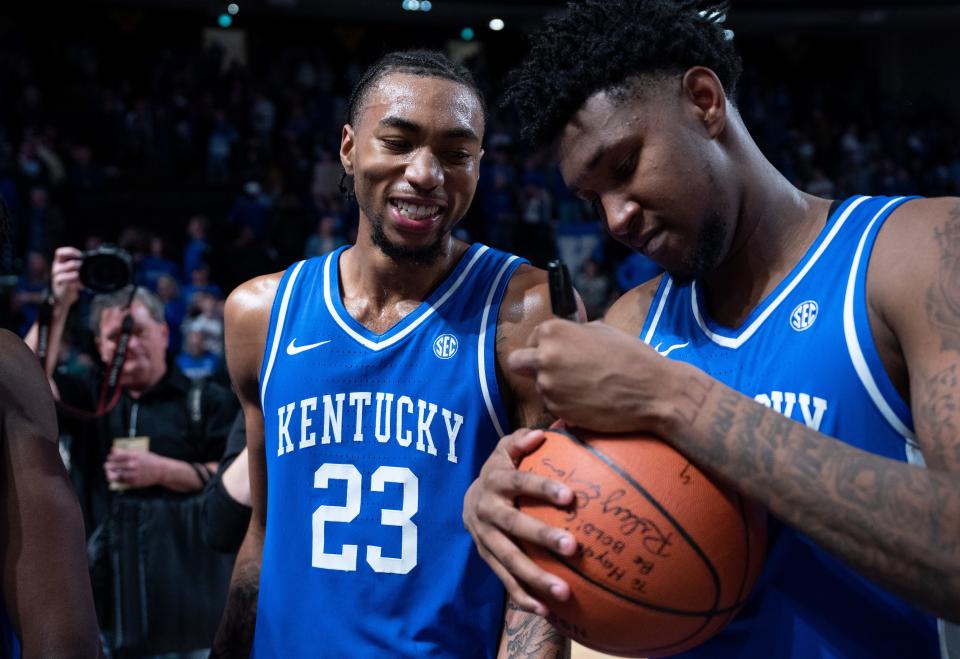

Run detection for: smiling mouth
[[390, 199, 443, 220]]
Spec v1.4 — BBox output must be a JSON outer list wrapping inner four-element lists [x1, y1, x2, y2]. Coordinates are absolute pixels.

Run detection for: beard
[[366, 208, 447, 267], [668, 211, 728, 286]]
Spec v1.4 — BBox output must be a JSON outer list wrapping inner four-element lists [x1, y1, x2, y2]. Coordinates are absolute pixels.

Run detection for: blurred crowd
[[3, 11, 960, 367]]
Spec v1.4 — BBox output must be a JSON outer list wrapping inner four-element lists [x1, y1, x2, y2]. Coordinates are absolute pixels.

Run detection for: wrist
[[650, 359, 713, 439]]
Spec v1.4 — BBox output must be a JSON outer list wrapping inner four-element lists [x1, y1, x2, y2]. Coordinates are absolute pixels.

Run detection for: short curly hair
[[506, 0, 741, 147], [346, 49, 486, 126]]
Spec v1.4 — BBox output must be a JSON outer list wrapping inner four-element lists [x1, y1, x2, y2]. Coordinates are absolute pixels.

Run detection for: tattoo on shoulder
[[917, 364, 960, 469], [504, 600, 568, 659], [926, 203, 960, 352]]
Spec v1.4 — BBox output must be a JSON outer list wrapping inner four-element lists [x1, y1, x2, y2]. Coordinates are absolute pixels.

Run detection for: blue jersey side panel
[[0, 602, 18, 659], [254, 244, 524, 658], [641, 196, 939, 658]]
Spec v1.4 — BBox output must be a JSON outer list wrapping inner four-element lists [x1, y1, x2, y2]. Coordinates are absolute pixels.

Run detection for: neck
[[339, 220, 468, 330], [126, 361, 167, 399], [700, 117, 833, 327]]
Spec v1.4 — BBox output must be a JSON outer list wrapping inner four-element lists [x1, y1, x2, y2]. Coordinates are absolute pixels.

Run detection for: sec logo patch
[[433, 333, 459, 359], [790, 300, 819, 332]]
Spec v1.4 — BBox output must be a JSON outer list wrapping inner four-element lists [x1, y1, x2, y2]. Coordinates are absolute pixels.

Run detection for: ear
[[681, 66, 727, 139], [340, 124, 356, 175]]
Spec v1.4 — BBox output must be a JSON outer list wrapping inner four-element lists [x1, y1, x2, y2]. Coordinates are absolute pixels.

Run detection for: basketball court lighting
[[227, 3, 239, 15], [489, 18, 505, 31]]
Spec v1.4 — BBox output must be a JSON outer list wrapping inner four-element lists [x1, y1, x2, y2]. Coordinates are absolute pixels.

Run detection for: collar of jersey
[[323, 242, 488, 351], [688, 195, 869, 349]]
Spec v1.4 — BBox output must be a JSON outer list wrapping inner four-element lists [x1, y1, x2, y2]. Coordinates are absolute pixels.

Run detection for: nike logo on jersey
[[286, 339, 332, 355], [654, 341, 689, 357]]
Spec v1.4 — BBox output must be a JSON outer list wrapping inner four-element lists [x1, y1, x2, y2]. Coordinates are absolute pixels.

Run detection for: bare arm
[[0, 330, 100, 658], [500, 201, 960, 620], [24, 247, 82, 376], [488, 265, 585, 655], [211, 273, 281, 657], [498, 600, 571, 659], [464, 278, 658, 614]]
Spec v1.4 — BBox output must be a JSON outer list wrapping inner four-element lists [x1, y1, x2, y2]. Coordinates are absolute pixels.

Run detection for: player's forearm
[[659, 365, 960, 621], [23, 302, 69, 376], [498, 600, 569, 659], [211, 533, 262, 657]]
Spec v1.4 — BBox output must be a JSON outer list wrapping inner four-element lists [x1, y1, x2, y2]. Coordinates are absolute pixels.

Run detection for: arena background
[[2, 0, 960, 365]]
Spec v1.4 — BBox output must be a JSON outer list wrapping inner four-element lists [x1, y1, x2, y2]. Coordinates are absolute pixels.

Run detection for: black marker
[[547, 259, 578, 322]]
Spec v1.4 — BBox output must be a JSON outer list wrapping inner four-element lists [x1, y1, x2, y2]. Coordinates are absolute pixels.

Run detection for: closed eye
[[381, 138, 411, 151], [613, 151, 638, 181]]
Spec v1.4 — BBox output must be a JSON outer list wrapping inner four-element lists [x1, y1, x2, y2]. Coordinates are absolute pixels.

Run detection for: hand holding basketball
[[462, 427, 578, 615], [508, 320, 687, 433]]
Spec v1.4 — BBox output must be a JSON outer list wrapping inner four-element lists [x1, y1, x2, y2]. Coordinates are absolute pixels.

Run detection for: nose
[[601, 194, 641, 238], [405, 148, 443, 191]]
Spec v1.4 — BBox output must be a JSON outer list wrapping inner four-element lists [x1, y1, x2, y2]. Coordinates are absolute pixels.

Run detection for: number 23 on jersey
[[312, 463, 418, 575]]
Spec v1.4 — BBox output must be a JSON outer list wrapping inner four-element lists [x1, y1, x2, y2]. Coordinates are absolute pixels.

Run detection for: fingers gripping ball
[[518, 427, 767, 657]]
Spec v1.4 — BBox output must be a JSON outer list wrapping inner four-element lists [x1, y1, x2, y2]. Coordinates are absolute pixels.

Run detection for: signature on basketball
[[539, 458, 673, 558]]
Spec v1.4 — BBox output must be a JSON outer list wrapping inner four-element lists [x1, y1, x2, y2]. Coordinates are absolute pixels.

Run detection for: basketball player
[[462, 2, 960, 657], [211, 50, 575, 657], [0, 329, 101, 658]]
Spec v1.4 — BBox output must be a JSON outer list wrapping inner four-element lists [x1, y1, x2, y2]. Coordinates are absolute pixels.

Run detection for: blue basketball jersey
[[640, 196, 940, 658], [0, 602, 18, 659], [254, 243, 525, 658]]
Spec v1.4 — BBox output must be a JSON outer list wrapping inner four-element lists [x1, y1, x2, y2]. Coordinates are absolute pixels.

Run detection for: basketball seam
[[550, 428, 750, 619]]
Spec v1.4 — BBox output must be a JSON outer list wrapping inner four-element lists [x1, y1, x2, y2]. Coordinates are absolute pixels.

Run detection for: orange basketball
[[518, 426, 766, 657]]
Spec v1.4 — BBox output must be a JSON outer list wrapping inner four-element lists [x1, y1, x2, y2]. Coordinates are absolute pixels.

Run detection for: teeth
[[394, 200, 440, 219]]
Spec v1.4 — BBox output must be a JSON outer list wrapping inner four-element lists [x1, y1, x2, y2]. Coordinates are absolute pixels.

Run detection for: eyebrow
[[378, 115, 479, 142], [566, 143, 609, 197]]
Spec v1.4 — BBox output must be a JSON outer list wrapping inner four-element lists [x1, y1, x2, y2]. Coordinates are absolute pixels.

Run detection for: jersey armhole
[[478, 255, 525, 437], [258, 260, 307, 410], [640, 275, 674, 344], [843, 196, 918, 454]]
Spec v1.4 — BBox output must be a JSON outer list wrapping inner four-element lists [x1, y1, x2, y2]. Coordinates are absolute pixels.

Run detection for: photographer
[[25, 246, 238, 659]]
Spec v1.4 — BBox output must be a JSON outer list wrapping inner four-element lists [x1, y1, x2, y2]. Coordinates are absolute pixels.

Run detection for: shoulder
[[603, 274, 663, 335], [224, 271, 286, 394], [500, 263, 551, 324], [224, 271, 286, 329], [868, 197, 958, 306], [0, 330, 58, 442]]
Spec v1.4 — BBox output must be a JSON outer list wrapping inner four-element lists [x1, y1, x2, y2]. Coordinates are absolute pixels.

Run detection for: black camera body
[[79, 245, 134, 294]]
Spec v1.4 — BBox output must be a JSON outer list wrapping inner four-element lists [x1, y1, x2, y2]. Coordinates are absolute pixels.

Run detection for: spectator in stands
[[575, 258, 614, 321], [303, 215, 347, 258], [139, 235, 180, 292], [25, 246, 237, 657], [177, 328, 220, 381]]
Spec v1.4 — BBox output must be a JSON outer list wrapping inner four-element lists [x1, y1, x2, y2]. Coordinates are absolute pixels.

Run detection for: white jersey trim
[[478, 255, 521, 437], [842, 196, 919, 448], [691, 195, 871, 349], [642, 277, 673, 345], [323, 245, 489, 351], [260, 260, 306, 409]]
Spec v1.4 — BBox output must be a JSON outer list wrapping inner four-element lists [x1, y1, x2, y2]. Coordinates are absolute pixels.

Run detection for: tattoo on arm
[[927, 202, 960, 353], [503, 600, 569, 659], [671, 372, 960, 618], [672, 373, 715, 426]]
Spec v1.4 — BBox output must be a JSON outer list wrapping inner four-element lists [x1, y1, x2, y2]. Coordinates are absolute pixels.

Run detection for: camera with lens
[[79, 245, 134, 294]]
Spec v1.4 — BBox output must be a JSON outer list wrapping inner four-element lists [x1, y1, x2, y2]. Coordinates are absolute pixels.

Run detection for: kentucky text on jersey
[[753, 391, 827, 431], [255, 243, 526, 658], [275, 393, 464, 463]]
